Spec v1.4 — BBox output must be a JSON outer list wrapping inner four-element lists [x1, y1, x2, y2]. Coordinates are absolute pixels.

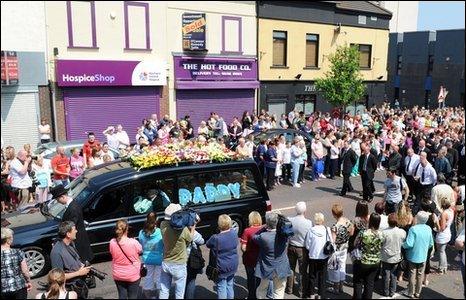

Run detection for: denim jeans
[[159, 261, 187, 299], [437, 243, 448, 272], [382, 262, 399, 296], [217, 275, 235, 299], [115, 279, 141, 299], [292, 161, 300, 185], [53, 178, 70, 187]]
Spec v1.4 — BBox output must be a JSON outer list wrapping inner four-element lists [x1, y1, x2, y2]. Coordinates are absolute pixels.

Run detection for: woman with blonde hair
[[206, 214, 239, 299], [240, 211, 264, 299], [35, 268, 77, 299], [396, 201, 413, 282], [109, 219, 143, 299]]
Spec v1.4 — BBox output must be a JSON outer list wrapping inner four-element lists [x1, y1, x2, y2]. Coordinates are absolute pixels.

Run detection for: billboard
[[182, 13, 206, 51], [1, 51, 19, 85]]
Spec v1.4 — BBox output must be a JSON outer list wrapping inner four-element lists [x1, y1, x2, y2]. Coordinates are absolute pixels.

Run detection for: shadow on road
[[315, 187, 363, 202]]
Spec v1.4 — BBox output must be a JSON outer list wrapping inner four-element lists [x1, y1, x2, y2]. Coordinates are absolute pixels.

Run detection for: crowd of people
[[1, 102, 466, 299]]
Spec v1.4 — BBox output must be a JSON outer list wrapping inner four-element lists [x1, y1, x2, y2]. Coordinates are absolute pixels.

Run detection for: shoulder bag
[[116, 240, 147, 278], [205, 236, 219, 282], [323, 227, 335, 256], [188, 241, 205, 273]]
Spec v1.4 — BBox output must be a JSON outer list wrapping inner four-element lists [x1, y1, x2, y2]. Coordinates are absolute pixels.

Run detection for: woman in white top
[[36, 268, 77, 299], [329, 140, 340, 179], [38, 118, 51, 144], [197, 121, 209, 137], [435, 198, 455, 273], [32, 156, 52, 204], [236, 138, 252, 159], [304, 213, 334, 299]]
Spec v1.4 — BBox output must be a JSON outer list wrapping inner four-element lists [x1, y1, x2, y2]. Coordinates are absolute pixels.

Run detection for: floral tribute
[[127, 142, 243, 171]]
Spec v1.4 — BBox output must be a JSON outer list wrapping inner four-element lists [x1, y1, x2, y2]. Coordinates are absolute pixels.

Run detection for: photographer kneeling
[[50, 221, 93, 299]]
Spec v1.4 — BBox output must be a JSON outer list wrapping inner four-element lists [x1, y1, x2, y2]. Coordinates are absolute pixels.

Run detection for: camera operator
[[9, 150, 33, 210], [50, 221, 91, 298]]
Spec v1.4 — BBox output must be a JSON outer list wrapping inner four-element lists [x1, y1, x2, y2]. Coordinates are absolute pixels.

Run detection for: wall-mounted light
[[110, 12, 116, 20], [445, 57, 450, 62], [295, 74, 302, 80], [53, 47, 59, 56]]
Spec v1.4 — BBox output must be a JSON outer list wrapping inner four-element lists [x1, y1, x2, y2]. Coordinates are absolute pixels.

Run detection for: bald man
[[9, 150, 33, 209]]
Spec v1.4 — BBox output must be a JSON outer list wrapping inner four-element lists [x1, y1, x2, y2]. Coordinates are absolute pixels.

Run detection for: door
[[267, 102, 286, 118], [64, 87, 160, 142], [176, 89, 254, 131], [1, 91, 40, 150]]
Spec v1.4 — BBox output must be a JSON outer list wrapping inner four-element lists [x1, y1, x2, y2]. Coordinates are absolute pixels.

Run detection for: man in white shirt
[[404, 148, 420, 199], [38, 118, 51, 144], [286, 202, 313, 296], [9, 150, 33, 209], [415, 151, 437, 202]]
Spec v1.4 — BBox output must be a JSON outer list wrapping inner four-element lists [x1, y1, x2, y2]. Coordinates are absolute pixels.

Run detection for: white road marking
[[272, 206, 295, 212]]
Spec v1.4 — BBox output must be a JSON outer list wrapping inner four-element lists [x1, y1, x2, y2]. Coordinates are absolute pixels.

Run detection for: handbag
[[66, 278, 89, 299], [188, 241, 205, 273], [205, 236, 219, 282], [323, 227, 335, 256], [116, 240, 147, 278]]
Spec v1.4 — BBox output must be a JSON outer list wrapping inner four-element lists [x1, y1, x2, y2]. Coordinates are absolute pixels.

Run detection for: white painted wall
[[1, 1, 47, 52], [380, 1, 419, 33]]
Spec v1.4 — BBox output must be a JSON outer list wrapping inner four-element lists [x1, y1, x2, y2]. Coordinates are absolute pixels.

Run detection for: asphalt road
[[28, 171, 464, 299]]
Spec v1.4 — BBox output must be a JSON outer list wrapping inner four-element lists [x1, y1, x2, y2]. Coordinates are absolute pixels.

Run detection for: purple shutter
[[176, 89, 254, 131], [64, 87, 160, 142]]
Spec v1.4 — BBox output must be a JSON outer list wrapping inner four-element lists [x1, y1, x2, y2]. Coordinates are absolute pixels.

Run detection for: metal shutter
[[176, 89, 254, 131], [1, 92, 40, 150], [64, 87, 160, 142]]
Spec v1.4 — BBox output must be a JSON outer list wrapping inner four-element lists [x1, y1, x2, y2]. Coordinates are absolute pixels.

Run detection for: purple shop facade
[[173, 55, 259, 130], [55, 59, 166, 141]]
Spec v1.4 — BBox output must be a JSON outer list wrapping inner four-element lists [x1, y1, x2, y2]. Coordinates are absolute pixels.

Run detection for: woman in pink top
[[109, 219, 142, 299], [69, 148, 85, 181], [157, 123, 170, 145]]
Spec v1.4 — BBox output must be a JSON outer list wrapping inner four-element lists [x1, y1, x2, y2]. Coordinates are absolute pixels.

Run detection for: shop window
[[130, 177, 175, 215], [305, 34, 319, 67], [352, 44, 372, 68], [222, 16, 242, 54], [273, 31, 287, 66], [294, 94, 316, 116], [124, 2, 151, 50], [66, 1, 97, 48], [177, 169, 259, 207]]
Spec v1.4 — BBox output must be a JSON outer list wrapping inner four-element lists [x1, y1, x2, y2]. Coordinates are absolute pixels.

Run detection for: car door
[[82, 184, 133, 254]]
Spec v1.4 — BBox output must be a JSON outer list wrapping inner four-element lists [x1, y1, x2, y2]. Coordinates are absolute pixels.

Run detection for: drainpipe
[[48, 80, 57, 141], [256, 1, 260, 113]]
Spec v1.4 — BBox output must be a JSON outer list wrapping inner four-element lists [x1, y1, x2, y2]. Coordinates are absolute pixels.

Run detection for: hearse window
[[130, 177, 175, 215], [85, 185, 130, 222], [177, 169, 259, 207]]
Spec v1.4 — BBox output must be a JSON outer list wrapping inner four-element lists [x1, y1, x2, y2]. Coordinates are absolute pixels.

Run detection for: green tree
[[315, 44, 366, 119]]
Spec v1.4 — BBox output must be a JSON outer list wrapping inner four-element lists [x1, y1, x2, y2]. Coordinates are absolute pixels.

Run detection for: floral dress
[[332, 220, 352, 251]]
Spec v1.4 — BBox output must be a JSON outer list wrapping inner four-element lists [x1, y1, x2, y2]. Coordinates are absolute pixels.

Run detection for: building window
[[66, 1, 97, 48], [124, 1, 151, 50], [305, 34, 319, 67], [427, 55, 434, 76], [295, 94, 316, 115], [352, 44, 372, 68], [273, 31, 287, 66], [358, 15, 367, 25], [221, 16, 242, 54], [397, 55, 402, 75]]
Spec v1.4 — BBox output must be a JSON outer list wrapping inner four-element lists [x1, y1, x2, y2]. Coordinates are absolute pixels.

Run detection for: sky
[[417, 1, 465, 31]]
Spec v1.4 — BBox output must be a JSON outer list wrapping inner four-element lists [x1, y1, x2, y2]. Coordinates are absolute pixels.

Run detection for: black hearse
[[2, 159, 271, 277]]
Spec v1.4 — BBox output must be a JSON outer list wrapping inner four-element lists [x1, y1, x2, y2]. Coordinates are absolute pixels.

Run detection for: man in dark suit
[[358, 143, 378, 202], [52, 184, 94, 262], [388, 144, 403, 176], [340, 140, 358, 196], [416, 139, 432, 163]]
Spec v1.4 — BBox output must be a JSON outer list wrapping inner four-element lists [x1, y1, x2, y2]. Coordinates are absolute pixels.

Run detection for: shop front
[[259, 81, 327, 117], [174, 56, 259, 130], [56, 59, 166, 141]]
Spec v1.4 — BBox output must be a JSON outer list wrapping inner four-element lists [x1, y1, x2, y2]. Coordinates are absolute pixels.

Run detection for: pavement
[[28, 170, 464, 299]]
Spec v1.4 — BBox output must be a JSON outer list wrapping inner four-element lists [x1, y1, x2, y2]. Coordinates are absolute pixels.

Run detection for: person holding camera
[[50, 221, 92, 298], [109, 219, 143, 299], [9, 150, 32, 210], [159, 204, 195, 299]]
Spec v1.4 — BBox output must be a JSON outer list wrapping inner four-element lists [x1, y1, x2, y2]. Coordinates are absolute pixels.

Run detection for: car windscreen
[[46, 179, 92, 219]]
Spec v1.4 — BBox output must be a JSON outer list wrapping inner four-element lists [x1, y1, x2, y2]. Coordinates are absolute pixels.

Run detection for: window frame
[[272, 30, 288, 67], [351, 43, 372, 69], [305, 33, 319, 68], [66, 0, 98, 49], [221, 16, 243, 55], [129, 176, 176, 216], [397, 55, 402, 75], [124, 1, 151, 50]]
